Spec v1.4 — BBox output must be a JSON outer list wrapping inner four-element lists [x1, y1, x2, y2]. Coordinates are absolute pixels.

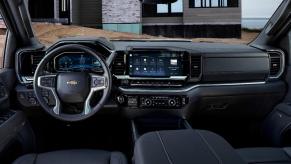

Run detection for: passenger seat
[[237, 148, 291, 164]]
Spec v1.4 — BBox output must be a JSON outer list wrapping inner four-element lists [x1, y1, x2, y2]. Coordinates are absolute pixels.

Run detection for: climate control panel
[[117, 95, 188, 109]]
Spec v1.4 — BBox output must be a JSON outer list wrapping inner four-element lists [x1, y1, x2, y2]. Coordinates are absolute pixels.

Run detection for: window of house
[[143, 0, 183, 17], [171, 0, 183, 13], [157, 4, 169, 13], [189, 0, 238, 8]]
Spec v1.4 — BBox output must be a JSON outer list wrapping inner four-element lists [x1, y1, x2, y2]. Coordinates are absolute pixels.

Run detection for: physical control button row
[[40, 77, 55, 88], [18, 90, 54, 107], [92, 77, 105, 88], [140, 96, 187, 108]]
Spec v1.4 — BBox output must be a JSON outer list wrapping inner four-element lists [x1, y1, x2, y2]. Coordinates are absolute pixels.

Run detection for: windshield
[[27, 0, 282, 46]]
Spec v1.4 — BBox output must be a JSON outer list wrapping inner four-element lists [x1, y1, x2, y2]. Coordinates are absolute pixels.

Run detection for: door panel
[[0, 68, 15, 111]]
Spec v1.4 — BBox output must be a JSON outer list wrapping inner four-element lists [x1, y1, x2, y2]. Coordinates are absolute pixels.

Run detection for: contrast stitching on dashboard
[[196, 131, 222, 164], [156, 132, 174, 164]]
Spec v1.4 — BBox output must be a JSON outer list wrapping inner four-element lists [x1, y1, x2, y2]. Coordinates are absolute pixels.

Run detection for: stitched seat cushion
[[13, 149, 128, 164], [134, 129, 246, 164]]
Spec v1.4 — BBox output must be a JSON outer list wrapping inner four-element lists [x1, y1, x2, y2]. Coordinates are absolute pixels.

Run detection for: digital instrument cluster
[[54, 52, 103, 73]]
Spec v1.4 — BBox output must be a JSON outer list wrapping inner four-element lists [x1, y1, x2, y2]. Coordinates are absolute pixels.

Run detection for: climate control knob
[[144, 99, 152, 106], [168, 99, 177, 107]]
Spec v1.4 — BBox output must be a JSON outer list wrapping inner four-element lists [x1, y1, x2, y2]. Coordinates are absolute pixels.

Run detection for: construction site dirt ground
[[0, 23, 260, 67]]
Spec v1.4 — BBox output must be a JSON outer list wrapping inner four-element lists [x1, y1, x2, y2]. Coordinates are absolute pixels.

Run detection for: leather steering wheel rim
[[33, 44, 112, 122]]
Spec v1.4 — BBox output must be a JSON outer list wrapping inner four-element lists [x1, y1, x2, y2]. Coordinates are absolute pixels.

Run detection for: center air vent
[[112, 53, 126, 75], [269, 50, 284, 78], [31, 53, 45, 74], [190, 56, 202, 80]]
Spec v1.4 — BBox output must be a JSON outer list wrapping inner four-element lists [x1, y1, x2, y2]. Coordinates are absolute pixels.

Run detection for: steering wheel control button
[[92, 76, 106, 88], [40, 76, 55, 88], [28, 97, 37, 105], [41, 90, 49, 97]]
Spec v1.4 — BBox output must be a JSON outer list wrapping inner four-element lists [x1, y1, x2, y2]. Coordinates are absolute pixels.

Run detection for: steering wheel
[[33, 44, 112, 122]]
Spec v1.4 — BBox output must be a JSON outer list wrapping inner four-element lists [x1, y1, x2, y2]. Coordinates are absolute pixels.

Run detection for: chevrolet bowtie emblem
[[66, 80, 78, 86]]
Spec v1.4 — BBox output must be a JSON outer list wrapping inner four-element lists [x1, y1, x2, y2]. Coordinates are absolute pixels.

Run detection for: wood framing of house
[[25, 0, 242, 38]]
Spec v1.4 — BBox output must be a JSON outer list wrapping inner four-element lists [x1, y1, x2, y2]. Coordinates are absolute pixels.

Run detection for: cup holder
[[131, 116, 192, 142]]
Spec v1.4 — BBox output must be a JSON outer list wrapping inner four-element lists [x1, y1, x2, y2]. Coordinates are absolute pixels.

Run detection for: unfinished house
[[27, 0, 241, 38]]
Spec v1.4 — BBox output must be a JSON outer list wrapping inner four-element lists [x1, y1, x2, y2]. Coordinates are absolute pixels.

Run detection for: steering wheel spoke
[[37, 74, 61, 115], [91, 74, 107, 91], [37, 74, 57, 89], [84, 74, 108, 115]]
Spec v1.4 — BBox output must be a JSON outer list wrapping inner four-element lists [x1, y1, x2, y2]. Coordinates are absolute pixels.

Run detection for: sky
[[242, 0, 283, 18]]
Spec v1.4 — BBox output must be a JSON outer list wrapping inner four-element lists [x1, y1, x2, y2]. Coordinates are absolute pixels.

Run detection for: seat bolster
[[283, 148, 291, 158], [237, 148, 291, 164], [13, 154, 37, 164], [110, 152, 128, 164]]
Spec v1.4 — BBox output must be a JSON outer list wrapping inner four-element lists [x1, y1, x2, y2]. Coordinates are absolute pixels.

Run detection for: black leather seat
[[13, 149, 127, 164], [237, 148, 291, 164]]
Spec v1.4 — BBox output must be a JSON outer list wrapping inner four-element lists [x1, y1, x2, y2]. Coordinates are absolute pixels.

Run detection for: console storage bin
[[131, 116, 191, 141], [263, 103, 291, 146]]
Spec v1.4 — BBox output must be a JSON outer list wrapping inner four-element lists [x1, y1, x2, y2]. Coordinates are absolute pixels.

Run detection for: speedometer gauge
[[58, 56, 73, 71], [55, 52, 103, 73]]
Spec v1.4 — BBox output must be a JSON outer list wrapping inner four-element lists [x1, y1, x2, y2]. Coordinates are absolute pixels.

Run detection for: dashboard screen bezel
[[126, 50, 189, 78]]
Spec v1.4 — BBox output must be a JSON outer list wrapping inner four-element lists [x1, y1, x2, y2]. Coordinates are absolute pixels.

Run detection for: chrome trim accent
[[37, 75, 60, 115], [22, 76, 34, 82], [130, 83, 182, 87], [268, 49, 285, 79], [189, 55, 202, 81], [118, 81, 266, 93], [106, 50, 117, 67], [114, 75, 188, 81], [84, 74, 108, 115]]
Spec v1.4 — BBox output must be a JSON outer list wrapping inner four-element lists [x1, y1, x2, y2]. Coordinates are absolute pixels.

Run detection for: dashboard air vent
[[112, 53, 126, 75], [31, 53, 44, 74], [269, 50, 284, 78], [190, 56, 202, 79]]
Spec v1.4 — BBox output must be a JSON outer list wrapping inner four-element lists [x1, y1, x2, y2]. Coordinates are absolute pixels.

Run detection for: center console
[[263, 103, 291, 146], [134, 129, 246, 164], [117, 95, 188, 109], [113, 49, 195, 110], [113, 49, 194, 88]]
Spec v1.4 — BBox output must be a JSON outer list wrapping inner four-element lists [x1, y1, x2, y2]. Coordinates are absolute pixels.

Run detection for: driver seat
[[13, 149, 127, 164]]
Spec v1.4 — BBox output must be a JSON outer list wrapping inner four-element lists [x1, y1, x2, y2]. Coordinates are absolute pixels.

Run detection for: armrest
[[134, 129, 246, 164]]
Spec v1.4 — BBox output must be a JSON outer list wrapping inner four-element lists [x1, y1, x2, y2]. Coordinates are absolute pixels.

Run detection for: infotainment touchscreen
[[128, 51, 183, 77]]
